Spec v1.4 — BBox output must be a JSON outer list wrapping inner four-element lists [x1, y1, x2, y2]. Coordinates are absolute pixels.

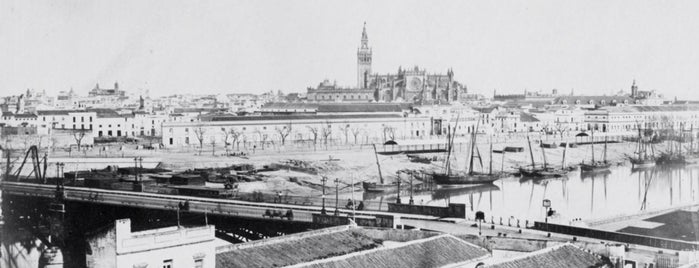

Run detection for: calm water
[[360, 164, 699, 223]]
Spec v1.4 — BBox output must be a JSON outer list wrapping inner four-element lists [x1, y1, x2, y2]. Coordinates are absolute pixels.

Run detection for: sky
[[2, 0, 699, 99]]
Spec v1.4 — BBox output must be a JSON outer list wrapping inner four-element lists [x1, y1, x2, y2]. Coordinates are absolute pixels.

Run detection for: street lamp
[[334, 178, 339, 216], [396, 175, 402, 204], [543, 199, 552, 237], [475, 211, 485, 236], [321, 176, 327, 215], [408, 171, 414, 205]]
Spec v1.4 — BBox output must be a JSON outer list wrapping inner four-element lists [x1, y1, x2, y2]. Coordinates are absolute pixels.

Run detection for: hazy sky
[[2, 0, 699, 98]]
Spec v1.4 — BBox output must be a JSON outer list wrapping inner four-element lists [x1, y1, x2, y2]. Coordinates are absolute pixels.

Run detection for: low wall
[[534, 221, 699, 251], [388, 203, 466, 218]]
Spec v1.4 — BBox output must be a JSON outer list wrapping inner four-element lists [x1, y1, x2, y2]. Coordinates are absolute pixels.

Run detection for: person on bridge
[[345, 199, 354, 209]]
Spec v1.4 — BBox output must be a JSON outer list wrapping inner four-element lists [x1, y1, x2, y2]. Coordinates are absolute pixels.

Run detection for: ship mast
[[372, 144, 383, 184], [527, 136, 536, 169]]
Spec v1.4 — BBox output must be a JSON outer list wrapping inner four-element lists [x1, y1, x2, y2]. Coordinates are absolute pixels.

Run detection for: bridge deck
[[0, 181, 440, 224]]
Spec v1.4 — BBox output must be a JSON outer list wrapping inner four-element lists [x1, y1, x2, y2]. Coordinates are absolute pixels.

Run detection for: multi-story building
[[85, 218, 215, 268]]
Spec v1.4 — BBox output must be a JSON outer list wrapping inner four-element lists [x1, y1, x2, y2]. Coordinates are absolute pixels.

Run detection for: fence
[[533, 222, 699, 251]]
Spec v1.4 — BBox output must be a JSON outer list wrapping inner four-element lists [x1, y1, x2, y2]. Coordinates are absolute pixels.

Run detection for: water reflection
[[360, 164, 699, 222]]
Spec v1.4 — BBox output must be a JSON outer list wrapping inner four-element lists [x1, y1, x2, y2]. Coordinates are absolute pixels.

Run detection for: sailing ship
[[432, 120, 506, 185], [580, 131, 612, 172], [656, 123, 696, 165], [629, 126, 656, 168], [518, 136, 569, 178], [362, 144, 397, 192]]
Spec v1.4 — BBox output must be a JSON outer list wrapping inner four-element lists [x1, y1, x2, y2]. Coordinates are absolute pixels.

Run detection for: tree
[[382, 125, 396, 142], [229, 128, 242, 151], [351, 127, 362, 144], [339, 122, 350, 144], [307, 126, 319, 150], [555, 123, 569, 138], [275, 122, 292, 145], [254, 129, 269, 150], [221, 128, 231, 155], [72, 130, 86, 151], [321, 121, 332, 147], [194, 127, 206, 155]]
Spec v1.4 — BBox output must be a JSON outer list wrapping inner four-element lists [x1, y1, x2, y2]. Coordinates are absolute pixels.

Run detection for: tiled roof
[[484, 243, 609, 268], [520, 113, 540, 122], [298, 234, 489, 268]]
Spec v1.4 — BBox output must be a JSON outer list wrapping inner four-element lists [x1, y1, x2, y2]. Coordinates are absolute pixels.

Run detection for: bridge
[[0, 181, 440, 227]]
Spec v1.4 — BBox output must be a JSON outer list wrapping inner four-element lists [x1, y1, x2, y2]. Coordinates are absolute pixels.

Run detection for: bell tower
[[357, 22, 372, 88]]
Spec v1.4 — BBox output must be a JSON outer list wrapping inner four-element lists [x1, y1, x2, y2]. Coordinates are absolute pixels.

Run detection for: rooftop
[[483, 243, 609, 268], [216, 225, 486, 268]]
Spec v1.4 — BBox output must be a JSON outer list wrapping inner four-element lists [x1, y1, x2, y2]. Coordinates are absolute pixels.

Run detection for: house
[[85, 218, 215, 268]]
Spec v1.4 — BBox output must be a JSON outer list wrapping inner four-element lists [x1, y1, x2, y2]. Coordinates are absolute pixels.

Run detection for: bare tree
[[321, 121, 332, 147], [351, 127, 362, 144], [555, 123, 569, 139], [382, 125, 396, 142], [274, 122, 292, 145], [307, 126, 319, 150], [254, 129, 269, 150], [221, 128, 231, 155], [339, 122, 350, 144], [194, 127, 206, 155], [73, 130, 86, 151], [230, 128, 242, 151]]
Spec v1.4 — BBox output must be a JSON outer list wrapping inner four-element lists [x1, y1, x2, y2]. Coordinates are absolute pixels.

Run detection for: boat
[[580, 131, 611, 172], [432, 120, 506, 185], [362, 144, 397, 192], [629, 126, 656, 168], [407, 154, 434, 164], [656, 124, 695, 165], [518, 136, 568, 178]]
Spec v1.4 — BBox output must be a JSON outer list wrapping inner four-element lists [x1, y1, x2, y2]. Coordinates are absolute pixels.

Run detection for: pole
[[396, 177, 402, 204], [409, 172, 414, 205], [540, 140, 548, 169], [334, 178, 339, 216], [321, 176, 327, 214], [527, 136, 536, 169], [351, 174, 356, 222], [372, 144, 383, 184]]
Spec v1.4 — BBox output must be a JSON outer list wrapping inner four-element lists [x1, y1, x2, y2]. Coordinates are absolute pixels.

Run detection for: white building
[[85, 218, 215, 268]]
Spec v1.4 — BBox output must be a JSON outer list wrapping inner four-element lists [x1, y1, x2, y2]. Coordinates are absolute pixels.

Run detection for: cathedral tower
[[357, 22, 372, 88], [631, 80, 638, 97]]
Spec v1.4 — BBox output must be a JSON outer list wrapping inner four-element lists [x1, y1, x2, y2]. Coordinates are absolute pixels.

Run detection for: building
[[85, 218, 215, 268], [215, 225, 490, 268], [307, 23, 467, 104], [483, 243, 610, 268]]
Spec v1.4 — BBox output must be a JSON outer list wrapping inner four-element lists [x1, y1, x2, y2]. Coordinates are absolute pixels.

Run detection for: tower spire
[[361, 22, 369, 49]]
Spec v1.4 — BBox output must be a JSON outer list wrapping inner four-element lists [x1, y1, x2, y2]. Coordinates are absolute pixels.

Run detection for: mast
[[372, 144, 384, 184], [540, 139, 548, 169], [603, 136, 608, 163], [468, 121, 480, 175], [527, 136, 536, 169], [489, 138, 493, 175], [444, 127, 452, 175], [591, 129, 595, 163], [562, 140, 567, 169]]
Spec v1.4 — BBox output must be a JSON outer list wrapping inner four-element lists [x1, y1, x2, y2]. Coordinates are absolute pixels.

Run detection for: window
[[194, 259, 203, 268], [73, 117, 76, 122], [163, 259, 173, 268], [89, 116, 92, 122], [81, 116, 84, 122]]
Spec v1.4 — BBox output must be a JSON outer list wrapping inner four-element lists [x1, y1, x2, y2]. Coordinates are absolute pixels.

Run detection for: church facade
[[308, 23, 466, 103]]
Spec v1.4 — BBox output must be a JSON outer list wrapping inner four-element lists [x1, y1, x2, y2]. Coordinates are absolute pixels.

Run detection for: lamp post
[[409, 171, 414, 205], [334, 178, 339, 216], [543, 199, 551, 237], [321, 176, 327, 215]]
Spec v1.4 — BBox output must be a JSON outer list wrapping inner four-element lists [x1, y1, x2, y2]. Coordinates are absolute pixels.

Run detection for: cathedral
[[307, 23, 466, 103], [357, 23, 466, 103]]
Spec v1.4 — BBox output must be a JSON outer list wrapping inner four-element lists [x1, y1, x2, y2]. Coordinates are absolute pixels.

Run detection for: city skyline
[[2, 1, 699, 99]]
